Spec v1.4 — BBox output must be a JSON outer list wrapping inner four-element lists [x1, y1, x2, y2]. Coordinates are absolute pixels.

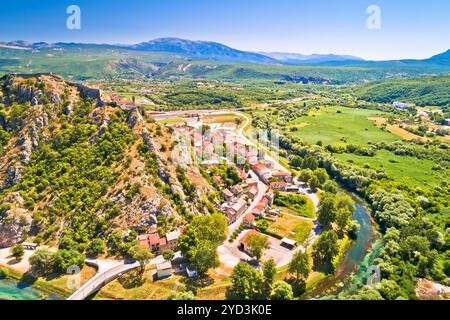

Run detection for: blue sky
[[0, 0, 449, 60]]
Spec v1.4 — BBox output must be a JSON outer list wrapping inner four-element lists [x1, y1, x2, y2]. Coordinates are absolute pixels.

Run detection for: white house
[[156, 261, 173, 279], [393, 102, 409, 110]]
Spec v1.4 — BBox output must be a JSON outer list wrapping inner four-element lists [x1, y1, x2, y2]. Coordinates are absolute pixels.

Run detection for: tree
[[302, 156, 318, 170], [29, 248, 55, 275], [247, 233, 270, 261], [312, 230, 339, 273], [323, 180, 338, 194], [168, 291, 195, 300], [262, 259, 277, 298], [348, 221, 360, 240], [53, 249, 85, 273], [317, 193, 336, 229], [229, 262, 263, 300], [378, 279, 407, 300], [179, 213, 228, 259], [271, 281, 293, 300], [299, 169, 313, 183], [86, 239, 106, 257], [347, 286, 384, 300], [289, 156, 303, 169], [129, 245, 154, 273], [11, 244, 25, 261], [308, 176, 321, 192], [162, 250, 175, 262], [178, 213, 228, 275], [288, 251, 310, 281], [190, 240, 220, 275], [314, 168, 329, 186]]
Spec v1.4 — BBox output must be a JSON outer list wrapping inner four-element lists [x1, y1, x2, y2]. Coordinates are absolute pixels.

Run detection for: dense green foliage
[[357, 76, 450, 108]]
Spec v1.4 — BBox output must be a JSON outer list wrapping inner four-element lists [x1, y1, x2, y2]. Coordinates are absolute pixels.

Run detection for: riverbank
[[0, 260, 97, 300], [0, 265, 66, 299], [302, 201, 378, 299]]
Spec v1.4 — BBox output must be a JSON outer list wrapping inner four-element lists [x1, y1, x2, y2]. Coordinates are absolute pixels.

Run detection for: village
[[137, 111, 321, 274]]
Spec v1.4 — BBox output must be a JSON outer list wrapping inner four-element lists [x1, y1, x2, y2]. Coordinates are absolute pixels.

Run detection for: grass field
[[290, 106, 399, 147], [267, 212, 315, 245], [335, 149, 445, 186], [95, 266, 230, 300], [274, 194, 316, 219]]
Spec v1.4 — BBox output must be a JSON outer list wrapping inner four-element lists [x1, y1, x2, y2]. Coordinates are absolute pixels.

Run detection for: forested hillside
[[0, 74, 219, 257], [356, 75, 450, 109]]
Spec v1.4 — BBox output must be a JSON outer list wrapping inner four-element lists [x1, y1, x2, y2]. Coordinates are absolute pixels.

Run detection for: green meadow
[[335, 150, 446, 186], [289, 106, 399, 146]]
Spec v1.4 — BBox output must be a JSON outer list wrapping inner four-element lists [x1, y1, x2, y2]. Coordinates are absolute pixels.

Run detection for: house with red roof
[[272, 171, 292, 183], [239, 230, 263, 254], [243, 213, 256, 229], [246, 186, 258, 200], [270, 181, 288, 191], [221, 189, 234, 202]]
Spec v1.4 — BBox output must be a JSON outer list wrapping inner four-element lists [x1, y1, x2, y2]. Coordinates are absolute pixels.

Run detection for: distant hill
[[127, 38, 280, 65], [0, 38, 449, 83], [260, 52, 364, 64], [426, 49, 450, 65]]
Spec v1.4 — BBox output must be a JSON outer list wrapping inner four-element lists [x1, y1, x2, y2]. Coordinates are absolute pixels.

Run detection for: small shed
[[281, 238, 297, 249], [22, 242, 38, 250], [156, 261, 173, 279]]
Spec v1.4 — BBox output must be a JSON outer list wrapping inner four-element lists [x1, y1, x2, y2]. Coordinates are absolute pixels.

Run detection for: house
[[212, 176, 223, 186], [270, 181, 288, 191], [259, 197, 269, 209], [246, 178, 258, 188], [251, 163, 271, 176], [246, 186, 258, 200], [156, 261, 173, 279], [224, 198, 248, 224], [272, 172, 292, 183], [286, 185, 300, 193], [264, 190, 275, 206], [221, 189, 234, 202], [165, 230, 181, 251], [148, 233, 164, 253], [237, 168, 249, 180], [262, 160, 274, 169], [138, 229, 181, 254], [239, 230, 262, 255], [252, 203, 266, 217], [231, 185, 244, 196], [393, 102, 409, 110], [243, 213, 256, 228]]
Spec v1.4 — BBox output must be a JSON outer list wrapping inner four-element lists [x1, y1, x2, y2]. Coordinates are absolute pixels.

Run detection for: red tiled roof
[[254, 203, 265, 212], [273, 172, 290, 177], [148, 233, 161, 245], [240, 230, 261, 246], [243, 213, 255, 223]]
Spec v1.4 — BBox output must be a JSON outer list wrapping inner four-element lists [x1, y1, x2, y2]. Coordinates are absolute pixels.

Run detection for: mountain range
[[5, 37, 448, 67], [0, 38, 449, 83]]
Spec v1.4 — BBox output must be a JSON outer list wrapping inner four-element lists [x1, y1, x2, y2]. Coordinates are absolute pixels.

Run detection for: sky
[[0, 0, 449, 60]]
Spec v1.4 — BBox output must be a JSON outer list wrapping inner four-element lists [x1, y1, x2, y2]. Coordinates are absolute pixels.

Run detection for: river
[[0, 277, 62, 300], [305, 201, 379, 299]]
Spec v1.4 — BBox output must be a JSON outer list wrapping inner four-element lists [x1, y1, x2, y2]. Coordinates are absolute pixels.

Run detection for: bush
[[53, 249, 85, 274], [11, 244, 25, 260], [271, 281, 293, 300], [29, 249, 56, 275], [86, 239, 106, 257]]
